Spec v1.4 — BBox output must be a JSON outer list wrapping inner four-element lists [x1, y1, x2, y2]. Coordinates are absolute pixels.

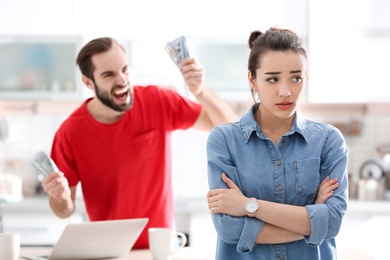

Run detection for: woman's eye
[[292, 76, 302, 83], [267, 78, 278, 83]]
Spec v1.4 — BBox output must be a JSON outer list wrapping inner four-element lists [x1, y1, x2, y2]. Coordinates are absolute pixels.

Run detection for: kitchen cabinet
[[0, 0, 309, 101], [0, 35, 87, 101], [307, 0, 390, 103], [175, 197, 216, 248], [188, 37, 252, 102], [1, 196, 86, 246]]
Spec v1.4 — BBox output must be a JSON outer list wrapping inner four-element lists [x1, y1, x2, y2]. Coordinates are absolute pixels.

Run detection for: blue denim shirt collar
[[239, 103, 310, 144]]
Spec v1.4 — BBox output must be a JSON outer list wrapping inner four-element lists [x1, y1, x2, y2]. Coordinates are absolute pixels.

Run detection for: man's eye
[[102, 73, 113, 78], [122, 65, 131, 75]]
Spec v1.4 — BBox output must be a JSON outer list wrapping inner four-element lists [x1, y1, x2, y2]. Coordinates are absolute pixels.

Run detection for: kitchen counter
[[1, 195, 86, 214], [19, 247, 155, 260], [19, 246, 215, 260], [5, 197, 390, 258], [345, 199, 390, 216], [336, 199, 390, 260], [18, 246, 377, 260], [4, 196, 390, 216], [176, 197, 390, 215]]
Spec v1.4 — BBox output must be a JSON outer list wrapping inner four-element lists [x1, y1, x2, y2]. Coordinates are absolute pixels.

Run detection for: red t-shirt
[[50, 85, 201, 248]]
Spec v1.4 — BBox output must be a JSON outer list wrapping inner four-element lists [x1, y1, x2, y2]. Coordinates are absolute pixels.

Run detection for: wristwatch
[[245, 198, 258, 217]]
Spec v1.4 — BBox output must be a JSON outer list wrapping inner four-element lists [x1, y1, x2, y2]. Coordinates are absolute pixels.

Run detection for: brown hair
[[247, 27, 308, 101], [76, 37, 125, 80]]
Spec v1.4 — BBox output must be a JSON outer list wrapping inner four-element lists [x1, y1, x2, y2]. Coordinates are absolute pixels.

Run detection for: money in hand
[[32, 151, 59, 176], [165, 36, 190, 69]]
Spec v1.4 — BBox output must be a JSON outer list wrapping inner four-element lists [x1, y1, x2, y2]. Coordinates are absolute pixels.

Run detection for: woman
[[206, 27, 348, 259]]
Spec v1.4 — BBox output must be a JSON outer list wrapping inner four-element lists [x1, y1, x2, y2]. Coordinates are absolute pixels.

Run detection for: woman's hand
[[315, 176, 339, 204], [207, 173, 338, 217], [207, 173, 248, 216]]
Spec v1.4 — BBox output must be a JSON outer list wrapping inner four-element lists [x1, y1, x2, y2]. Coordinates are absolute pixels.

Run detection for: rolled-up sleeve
[[238, 217, 265, 253], [207, 126, 265, 253], [303, 126, 348, 247], [304, 204, 329, 246], [211, 214, 264, 253]]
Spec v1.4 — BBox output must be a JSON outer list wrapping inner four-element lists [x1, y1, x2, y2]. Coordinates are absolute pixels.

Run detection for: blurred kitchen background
[[1, 0, 390, 259]]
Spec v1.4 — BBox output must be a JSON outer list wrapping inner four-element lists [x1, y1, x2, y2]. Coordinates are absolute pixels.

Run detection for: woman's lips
[[276, 102, 293, 110]]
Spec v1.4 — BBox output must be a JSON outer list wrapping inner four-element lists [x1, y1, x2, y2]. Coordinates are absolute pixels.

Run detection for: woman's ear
[[248, 70, 256, 89]]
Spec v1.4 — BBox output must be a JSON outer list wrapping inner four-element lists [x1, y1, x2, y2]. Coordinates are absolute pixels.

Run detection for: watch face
[[245, 200, 258, 213]]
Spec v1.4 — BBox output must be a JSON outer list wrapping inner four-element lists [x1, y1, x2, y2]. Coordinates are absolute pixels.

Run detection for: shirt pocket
[[294, 158, 321, 199], [133, 129, 159, 158]]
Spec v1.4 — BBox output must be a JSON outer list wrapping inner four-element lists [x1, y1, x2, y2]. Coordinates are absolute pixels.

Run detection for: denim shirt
[[207, 104, 348, 260]]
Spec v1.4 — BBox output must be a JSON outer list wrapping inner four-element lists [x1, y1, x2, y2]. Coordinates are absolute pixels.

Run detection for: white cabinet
[[1, 197, 86, 246], [175, 197, 217, 248], [0, 0, 309, 101], [0, 35, 86, 101], [308, 0, 390, 103]]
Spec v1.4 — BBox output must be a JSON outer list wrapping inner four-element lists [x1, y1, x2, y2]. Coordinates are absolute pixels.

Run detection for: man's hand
[[315, 176, 339, 204], [42, 172, 71, 201], [181, 58, 204, 96], [207, 173, 248, 217]]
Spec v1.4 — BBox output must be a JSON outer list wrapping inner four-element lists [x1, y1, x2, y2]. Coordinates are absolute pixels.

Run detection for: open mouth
[[113, 88, 129, 102]]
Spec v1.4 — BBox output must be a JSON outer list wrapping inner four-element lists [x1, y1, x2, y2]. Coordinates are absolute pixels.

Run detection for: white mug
[[0, 233, 21, 260], [148, 228, 187, 260]]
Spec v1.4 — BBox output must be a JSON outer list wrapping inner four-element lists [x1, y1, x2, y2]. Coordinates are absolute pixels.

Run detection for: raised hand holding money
[[32, 151, 59, 176], [165, 36, 190, 70], [180, 58, 205, 95]]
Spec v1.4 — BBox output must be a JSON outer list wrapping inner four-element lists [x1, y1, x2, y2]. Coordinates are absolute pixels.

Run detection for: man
[[41, 37, 237, 248]]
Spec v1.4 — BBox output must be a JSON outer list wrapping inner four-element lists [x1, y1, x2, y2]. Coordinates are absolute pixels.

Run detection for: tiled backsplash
[[1, 101, 390, 199]]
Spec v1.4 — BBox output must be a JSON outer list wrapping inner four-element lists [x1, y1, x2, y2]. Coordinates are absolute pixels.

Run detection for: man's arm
[[181, 58, 238, 131], [42, 172, 76, 218]]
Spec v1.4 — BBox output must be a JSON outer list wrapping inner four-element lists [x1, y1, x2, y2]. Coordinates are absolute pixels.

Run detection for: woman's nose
[[278, 84, 291, 97]]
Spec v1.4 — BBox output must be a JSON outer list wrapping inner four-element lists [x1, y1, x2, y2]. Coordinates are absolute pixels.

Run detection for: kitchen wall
[[0, 100, 389, 199]]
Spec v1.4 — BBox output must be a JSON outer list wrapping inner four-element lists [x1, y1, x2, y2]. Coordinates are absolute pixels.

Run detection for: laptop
[[22, 218, 148, 260]]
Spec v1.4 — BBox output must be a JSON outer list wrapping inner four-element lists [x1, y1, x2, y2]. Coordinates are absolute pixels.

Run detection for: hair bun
[[248, 31, 263, 49]]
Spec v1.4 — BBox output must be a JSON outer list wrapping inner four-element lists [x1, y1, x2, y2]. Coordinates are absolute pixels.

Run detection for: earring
[[254, 91, 260, 103]]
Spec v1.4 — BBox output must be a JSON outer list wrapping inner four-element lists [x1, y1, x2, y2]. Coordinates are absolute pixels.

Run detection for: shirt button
[[279, 256, 285, 260], [276, 160, 281, 166], [277, 184, 283, 190], [282, 139, 286, 143]]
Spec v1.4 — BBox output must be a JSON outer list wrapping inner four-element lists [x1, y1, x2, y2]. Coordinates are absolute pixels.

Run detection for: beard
[[93, 81, 134, 112]]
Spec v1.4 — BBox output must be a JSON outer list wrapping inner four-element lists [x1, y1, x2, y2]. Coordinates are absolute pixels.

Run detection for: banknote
[[165, 35, 190, 69], [32, 151, 59, 176]]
